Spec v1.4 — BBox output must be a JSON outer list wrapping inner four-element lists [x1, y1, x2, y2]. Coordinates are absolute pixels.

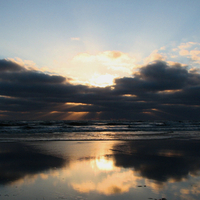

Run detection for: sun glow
[[65, 102, 92, 106], [60, 51, 137, 87], [89, 73, 116, 87], [64, 112, 89, 120], [157, 89, 182, 94], [122, 94, 137, 98]]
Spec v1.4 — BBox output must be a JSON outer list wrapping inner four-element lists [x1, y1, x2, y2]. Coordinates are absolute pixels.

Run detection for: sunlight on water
[[95, 157, 115, 171], [0, 140, 200, 199]]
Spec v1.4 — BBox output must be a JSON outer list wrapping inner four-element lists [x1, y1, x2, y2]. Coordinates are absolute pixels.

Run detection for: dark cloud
[[114, 61, 200, 93], [0, 59, 200, 120], [0, 59, 24, 72]]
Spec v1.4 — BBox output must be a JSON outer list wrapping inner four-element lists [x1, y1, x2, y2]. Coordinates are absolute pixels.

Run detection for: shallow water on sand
[[0, 140, 200, 200]]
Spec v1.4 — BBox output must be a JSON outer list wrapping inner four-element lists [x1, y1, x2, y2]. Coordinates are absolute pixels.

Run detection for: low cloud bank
[[0, 59, 200, 120]]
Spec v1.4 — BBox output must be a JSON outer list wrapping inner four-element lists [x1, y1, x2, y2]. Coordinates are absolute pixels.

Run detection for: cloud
[[115, 61, 199, 93], [160, 46, 166, 50], [0, 59, 200, 120], [179, 49, 190, 56], [178, 42, 196, 50], [190, 49, 200, 61], [144, 50, 166, 64], [71, 37, 80, 41], [72, 51, 136, 69], [0, 59, 24, 72], [175, 42, 200, 63], [7, 57, 37, 70], [68, 51, 137, 86]]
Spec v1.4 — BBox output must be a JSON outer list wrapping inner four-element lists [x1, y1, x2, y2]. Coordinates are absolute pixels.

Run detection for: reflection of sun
[[96, 157, 114, 171]]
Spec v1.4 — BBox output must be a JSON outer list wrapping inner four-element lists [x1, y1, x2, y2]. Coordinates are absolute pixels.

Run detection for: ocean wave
[[0, 120, 199, 142]]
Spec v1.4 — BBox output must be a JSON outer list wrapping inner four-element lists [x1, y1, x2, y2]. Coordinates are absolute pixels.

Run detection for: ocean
[[0, 120, 200, 142]]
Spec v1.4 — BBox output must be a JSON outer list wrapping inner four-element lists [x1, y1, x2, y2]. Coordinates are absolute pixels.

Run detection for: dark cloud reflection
[[0, 143, 66, 185], [0, 59, 200, 120], [111, 140, 200, 183]]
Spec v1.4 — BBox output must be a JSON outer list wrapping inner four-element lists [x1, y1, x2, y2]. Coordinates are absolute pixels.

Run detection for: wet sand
[[0, 139, 200, 199]]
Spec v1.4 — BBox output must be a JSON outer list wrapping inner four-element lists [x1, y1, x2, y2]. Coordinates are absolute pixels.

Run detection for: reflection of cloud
[[96, 171, 141, 195], [8, 168, 62, 187], [62, 156, 120, 178], [0, 143, 66, 185], [178, 179, 200, 199], [72, 181, 96, 193], [70, 167, 142, 195], [181, 189, 190, 194], [145, 179, 166, 192], [4, 140, 199, 199], [40, 173, 49, 180], [54, 153, 143, 195], [112, 140, 200, 184]]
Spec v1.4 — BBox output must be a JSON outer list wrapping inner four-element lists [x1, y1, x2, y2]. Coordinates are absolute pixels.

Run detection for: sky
[[0, 0, 200, 120]]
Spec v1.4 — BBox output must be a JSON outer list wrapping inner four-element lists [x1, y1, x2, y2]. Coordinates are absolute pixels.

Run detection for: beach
[[1, 1, 200, 199], [1, 139, 200, 200]]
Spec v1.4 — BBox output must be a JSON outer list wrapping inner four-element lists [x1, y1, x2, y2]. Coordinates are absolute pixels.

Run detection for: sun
[[89, 73, 116, 87]]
